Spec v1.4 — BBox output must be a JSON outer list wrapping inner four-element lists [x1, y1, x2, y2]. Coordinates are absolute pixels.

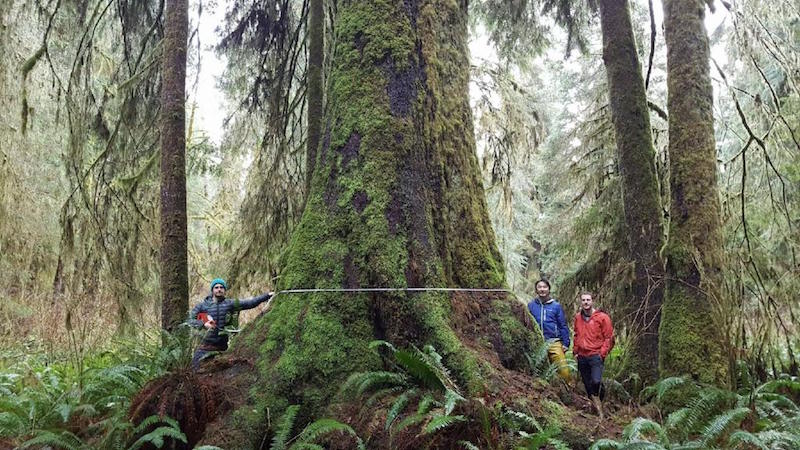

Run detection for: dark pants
[[577, 354, 605, 399], [192, 344, 226, 369]]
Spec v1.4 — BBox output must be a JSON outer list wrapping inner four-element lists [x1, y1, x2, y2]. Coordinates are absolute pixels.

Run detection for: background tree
[[305, 0, 324, 194], [659, 0, 729, 384], [160, 0, 189, 332], [598, 0, 665, 383]]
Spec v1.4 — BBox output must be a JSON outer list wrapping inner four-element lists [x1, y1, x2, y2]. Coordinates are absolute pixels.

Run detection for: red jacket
[[573, 309, 614, 358]]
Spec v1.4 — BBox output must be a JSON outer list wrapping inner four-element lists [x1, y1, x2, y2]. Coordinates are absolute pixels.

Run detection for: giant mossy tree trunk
[[229, 0, 538, 441], [660, 0, 728, 384], [159, 0, 189, 333], [598, 0, 665, 384]]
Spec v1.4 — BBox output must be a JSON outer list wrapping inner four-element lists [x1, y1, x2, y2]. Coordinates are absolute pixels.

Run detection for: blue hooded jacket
[[527, 297, 571, 348]]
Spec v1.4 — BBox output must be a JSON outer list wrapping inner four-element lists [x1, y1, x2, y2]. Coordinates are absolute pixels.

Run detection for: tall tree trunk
[[660, 0, 729, 384], [305, 0, 324, 194], [221, 0, 536, 443], [159, 0, 188, 333], [598, 0, 665, 384]]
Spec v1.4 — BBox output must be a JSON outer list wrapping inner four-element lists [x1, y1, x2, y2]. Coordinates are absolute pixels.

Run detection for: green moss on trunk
[[159, 0, 189, 333], [659, 0, 729, 385], [216, 1, 537, 445], [598, 0, 666, 384]]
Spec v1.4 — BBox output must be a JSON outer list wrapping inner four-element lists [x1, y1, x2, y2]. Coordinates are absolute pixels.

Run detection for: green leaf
[[128, 426, 187, 450], [271, 405, 300, 450], [395, 349, 445, 392], [422, 414, 466, 434]]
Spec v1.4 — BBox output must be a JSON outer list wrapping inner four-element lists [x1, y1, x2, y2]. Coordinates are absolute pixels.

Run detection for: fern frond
[[394, 349, 446, 392], [668, 441, 704, 449], [639, 376, 690, 403], [668, 388, 736, 435], [393, 413, 426, 433], [128, 425, 187, 450], [757, 378, 800, 397], [588, 438, 624, 449], [504, 409, 543, 432], [357, 372, 409, 396], [422, 414, 466, 434], [271, 404, 300, 450], [131, 415, 180, 435], [700, 406, 750, 445], [754, 429, 800, 448], [459, 441, 480, 450], [294, 418, 364, 449], [443, 388, 465, 415], [386, 390, 416, 430], [20, 430, 85, 450], [288, 444, 324, 450], [417, 393, 438, 414], [622, 417, 667, 445], [547, 436, 571, 450], [369, 340, 396, 353], [365, 386, 407, 407], [339, 372, 408, 399], [727, 430, 769, 450]]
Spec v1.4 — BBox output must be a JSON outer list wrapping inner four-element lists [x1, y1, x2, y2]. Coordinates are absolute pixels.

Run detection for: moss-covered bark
[[598, 0, 665, 384], [660, 0, 729, 385], [305, 0, 324, 194], [159, 0, 189, 332], [218, 0, 537, 445]]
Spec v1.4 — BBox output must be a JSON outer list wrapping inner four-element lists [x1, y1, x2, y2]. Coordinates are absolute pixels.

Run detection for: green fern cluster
[[340, 340, 573, 449], [269, 404, 365, 450], [0, 333, 191, 449], [503, 409, 570, 450], [339, 340, 467, 440], [592, 375, 800, 449], [525, 339, 577, 382]]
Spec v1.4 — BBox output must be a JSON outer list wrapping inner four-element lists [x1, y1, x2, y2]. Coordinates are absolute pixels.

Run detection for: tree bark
[[660, 0, 729, 384], [159, 0, 189, 333], [598, 0, 665, 384], [305, 0, 324, 195], [222, 0, 536, 443]]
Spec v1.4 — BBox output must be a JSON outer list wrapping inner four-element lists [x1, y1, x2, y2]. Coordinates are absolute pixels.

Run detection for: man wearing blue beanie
[[188, 278, 273, 368]]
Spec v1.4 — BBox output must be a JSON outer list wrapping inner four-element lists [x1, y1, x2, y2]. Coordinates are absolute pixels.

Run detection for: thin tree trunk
[[306, 0, 324, 195], [159, 0, 189, 333], [598, 0, 665, 384], [660, 0, 729, 384]]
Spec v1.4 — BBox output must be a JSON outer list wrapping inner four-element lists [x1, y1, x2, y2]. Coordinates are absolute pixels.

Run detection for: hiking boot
[[592, 396, 604, 420]]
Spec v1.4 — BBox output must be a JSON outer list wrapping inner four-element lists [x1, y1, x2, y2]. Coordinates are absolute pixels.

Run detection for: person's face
[[536, 282, 550, 298], [213, 284, 226, 298], [580, 294, 594, 311]]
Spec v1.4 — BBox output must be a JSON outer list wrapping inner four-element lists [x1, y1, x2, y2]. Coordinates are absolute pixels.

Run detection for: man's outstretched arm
[[237, 291, 274, 310]]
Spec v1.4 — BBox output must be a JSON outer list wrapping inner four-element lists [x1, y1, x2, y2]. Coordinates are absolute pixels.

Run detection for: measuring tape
[[273, 287, 512, 295]]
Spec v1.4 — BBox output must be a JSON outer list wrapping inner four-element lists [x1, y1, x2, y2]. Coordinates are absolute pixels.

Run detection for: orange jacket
[[573, 310, 614, 358]]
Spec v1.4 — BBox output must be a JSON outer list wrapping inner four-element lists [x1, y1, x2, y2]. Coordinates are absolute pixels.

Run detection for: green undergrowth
[[593, 373, 800, 449], [0, 331, 196, 449]]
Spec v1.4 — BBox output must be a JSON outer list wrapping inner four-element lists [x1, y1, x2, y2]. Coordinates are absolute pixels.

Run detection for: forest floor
[[171, 292, 638, 449]]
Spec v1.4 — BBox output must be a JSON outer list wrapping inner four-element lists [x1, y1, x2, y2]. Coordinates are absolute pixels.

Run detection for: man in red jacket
[[573, 291, 614, 419]]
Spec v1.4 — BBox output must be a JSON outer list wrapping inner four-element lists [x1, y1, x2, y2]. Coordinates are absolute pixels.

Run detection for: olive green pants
[[547, 341, 571, 382]]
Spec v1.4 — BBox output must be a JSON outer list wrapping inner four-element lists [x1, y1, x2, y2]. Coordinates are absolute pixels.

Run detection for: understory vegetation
[[6, 337, 800, 449]]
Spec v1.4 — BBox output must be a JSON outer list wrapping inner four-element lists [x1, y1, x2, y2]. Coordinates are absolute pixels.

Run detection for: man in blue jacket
[[527, 279, 571, 381], [188, 278, 273, 368]]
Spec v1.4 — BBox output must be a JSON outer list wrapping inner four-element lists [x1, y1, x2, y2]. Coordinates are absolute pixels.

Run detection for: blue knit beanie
[[210, 278, 227, 291]]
